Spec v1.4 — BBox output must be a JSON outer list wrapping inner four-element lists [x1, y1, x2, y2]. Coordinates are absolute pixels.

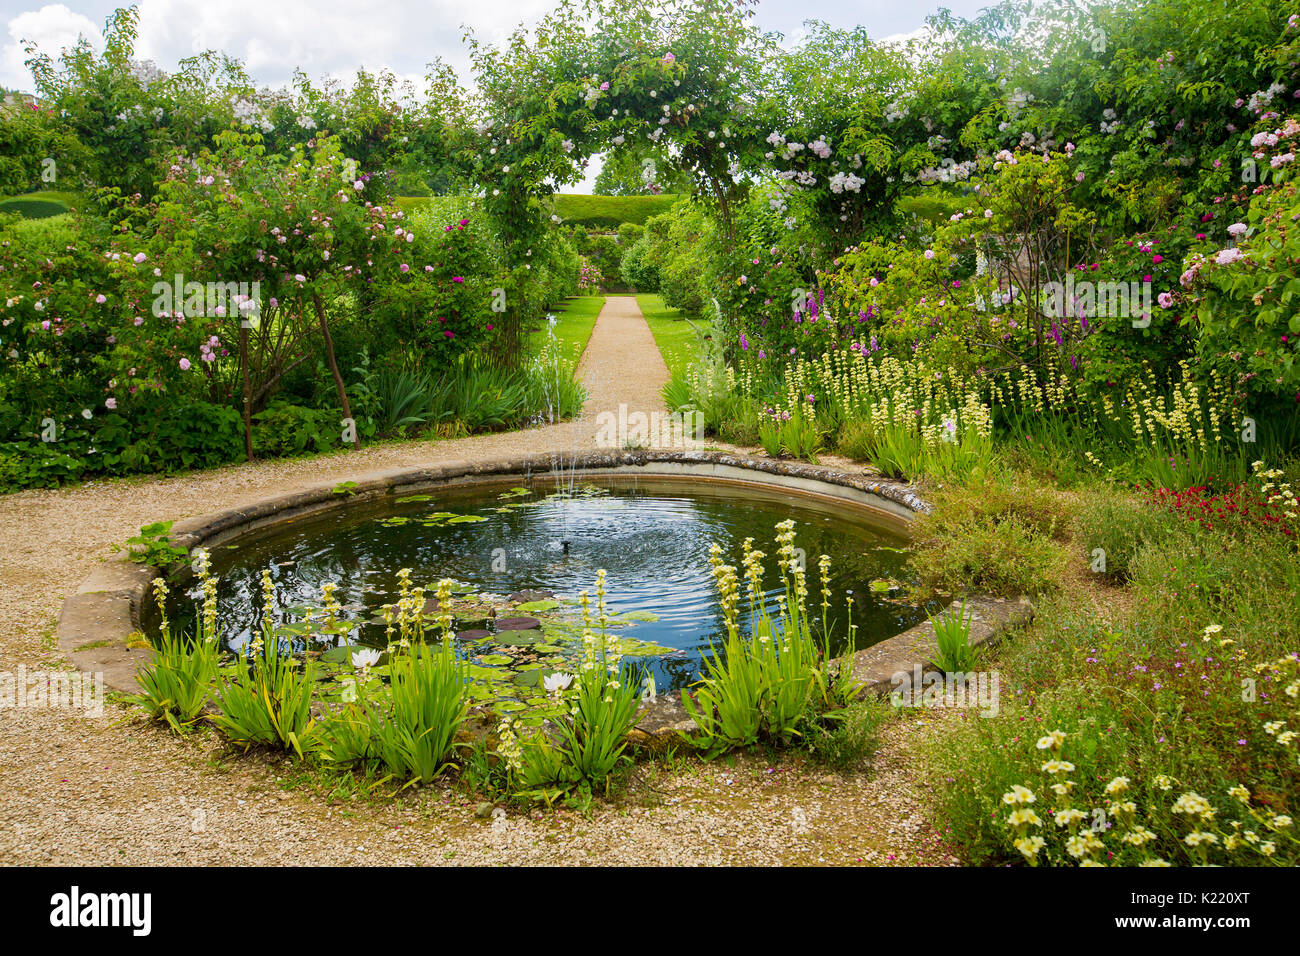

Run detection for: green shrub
[[370, 641, 470, 786], [806, 698, 892, 772], [1074, 490, 1177, 581], [251, 402, 338, 457], [911, 515, 1070, 598]]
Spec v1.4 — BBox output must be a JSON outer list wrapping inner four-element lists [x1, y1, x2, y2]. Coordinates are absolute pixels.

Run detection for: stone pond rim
[[56, 448, 1034, 737]]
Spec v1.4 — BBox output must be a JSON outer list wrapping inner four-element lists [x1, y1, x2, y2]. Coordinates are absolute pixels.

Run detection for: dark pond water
[[169, 476, 925, 693]]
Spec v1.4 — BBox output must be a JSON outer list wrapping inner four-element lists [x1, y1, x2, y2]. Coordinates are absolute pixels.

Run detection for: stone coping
[[57, 449, 1032, 738]]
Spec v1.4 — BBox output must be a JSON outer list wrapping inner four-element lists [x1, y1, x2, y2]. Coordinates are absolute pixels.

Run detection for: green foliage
[[928, 510, 1300, 866], [553, 660, 643, 787], [112, 521, 188, 568], [683, 527, 860, 754], [1074, 489, 1178, 581], [909, 509, 1071, 598], [805, 697, 892, 772], [251, 402, 338, 457], [1187, 173, 1300, 399], [928, 602, 978, 673], [211, 635, 318, 757], [131, 614, 218, 733], [369, 642, 470, 786]]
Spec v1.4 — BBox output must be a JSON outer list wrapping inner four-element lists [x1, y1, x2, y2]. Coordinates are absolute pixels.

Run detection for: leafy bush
[[805, 698, 892, 772], [1075, 490, 1178, 581], [251, 402, 339, 457], [684, 524, 860, 754], [911, 514, 1071, 598]]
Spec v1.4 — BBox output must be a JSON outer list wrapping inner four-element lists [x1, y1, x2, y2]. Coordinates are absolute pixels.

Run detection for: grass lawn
[[531, 294, 605, 365], [636, 293, 710, 375], [0, 189, 80, 218]]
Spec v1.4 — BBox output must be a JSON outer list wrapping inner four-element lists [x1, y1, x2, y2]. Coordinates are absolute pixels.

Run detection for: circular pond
[[168, 475, 925, 697]]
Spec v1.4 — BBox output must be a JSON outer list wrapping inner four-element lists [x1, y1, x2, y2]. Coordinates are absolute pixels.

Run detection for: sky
[[0, 0, 993, 189]]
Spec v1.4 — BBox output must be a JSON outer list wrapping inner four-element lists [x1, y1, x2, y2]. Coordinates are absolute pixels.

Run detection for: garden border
[[57, 449, 1033, 736]]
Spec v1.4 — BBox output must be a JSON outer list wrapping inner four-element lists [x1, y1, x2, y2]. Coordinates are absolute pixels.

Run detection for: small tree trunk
[[312, 292, 359, 451], [239, 323, 253, 461]]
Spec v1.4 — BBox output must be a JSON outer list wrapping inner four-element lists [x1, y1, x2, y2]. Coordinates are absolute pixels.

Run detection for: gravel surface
[[0, 296, 956, 866]]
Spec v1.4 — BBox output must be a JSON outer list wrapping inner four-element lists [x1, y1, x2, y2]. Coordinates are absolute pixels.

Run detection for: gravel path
[[0, 295, 956, 866]]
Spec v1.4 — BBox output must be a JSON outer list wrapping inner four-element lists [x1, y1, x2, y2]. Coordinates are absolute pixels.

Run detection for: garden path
[[0, 296, 954, 866]]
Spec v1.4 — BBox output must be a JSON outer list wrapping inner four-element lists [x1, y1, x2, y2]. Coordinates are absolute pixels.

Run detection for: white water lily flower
[[352, 648, 381, 669], [542, 672, 575, 694]]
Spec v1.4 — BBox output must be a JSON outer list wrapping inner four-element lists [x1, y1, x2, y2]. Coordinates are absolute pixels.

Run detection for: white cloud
[[2, 4, 100, 90], [2, 0, 557, 92]]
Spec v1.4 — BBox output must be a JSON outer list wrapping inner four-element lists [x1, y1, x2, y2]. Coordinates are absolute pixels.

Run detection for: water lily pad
[[479, 654, 513, 666], [620, 610, 659, 623], [534, 644, 564, 654], [467, 664, 511, 683], [456, 628, 491, 642], [513, 669, 541, 687], [611, 636, 674, 657], [320, 644, 356, 664], [456, 614, 490, 629], [515, 600, 560, 614], [396, 494, 433, 503], [496, 629, 542, 646], [446, 514, 487, 524], [509, 589, 554, 604], [495, 700, 527, 713], [274, 622, 311, 638], [496, 616, 541, 631]]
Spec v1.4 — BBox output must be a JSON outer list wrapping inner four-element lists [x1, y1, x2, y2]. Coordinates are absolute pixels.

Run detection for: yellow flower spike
[[151, 577, 170, 635]]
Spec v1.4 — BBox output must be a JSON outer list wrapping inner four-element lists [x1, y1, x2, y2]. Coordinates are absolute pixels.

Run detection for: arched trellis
[[445, 0, 774, 359]]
